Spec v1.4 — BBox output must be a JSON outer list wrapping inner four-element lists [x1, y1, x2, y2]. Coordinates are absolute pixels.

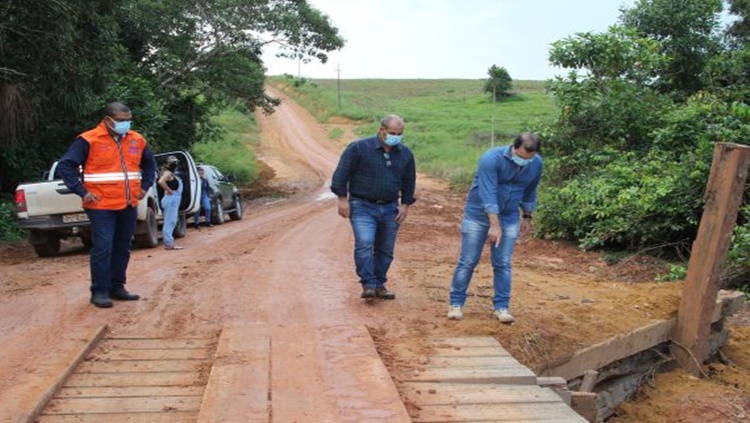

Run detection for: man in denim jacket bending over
[[447, 133, 543, 323]]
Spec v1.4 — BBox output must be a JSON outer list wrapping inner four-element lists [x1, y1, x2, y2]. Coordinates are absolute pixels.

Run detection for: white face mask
[[511, 154, 532, 167]]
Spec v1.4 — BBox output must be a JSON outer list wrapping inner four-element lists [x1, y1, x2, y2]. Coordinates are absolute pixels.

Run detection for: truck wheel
[[33, 234, 61, 257], [81, 235, 93, 251], [229, 195, 243, 221], [134, 206, 158, 248], [212, 198, 225, 225], [175, 214, 187, 238]]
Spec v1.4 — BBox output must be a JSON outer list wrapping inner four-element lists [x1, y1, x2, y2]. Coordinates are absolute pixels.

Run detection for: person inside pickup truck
[[57, 101, 156, 308], [158, 156, 184, 250]]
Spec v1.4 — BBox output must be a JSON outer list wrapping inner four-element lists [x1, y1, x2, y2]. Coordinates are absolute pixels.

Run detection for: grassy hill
[[267, 76, 557, 188]]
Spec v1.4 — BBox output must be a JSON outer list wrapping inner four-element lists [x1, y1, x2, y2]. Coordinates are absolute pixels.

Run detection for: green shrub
[[0, 195, 25, 244], [191, 109, 259, 182]]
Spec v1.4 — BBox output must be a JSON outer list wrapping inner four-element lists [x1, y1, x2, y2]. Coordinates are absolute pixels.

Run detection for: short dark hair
[[104, 102, 131, 117], [513, 132, 541, 153]]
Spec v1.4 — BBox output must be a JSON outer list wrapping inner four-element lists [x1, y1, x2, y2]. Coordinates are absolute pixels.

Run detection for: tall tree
[[482, 65, 512, 101], [0, 0, 344, 193], [620, 0, 723, 97]]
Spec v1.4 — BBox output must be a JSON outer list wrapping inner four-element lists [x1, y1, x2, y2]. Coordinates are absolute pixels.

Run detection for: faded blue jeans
[[160, 176, 183, 247], [449, 216, 519, 310], [85, 205, 138, 295], [349, 198, 400, 289], [194, 194, 211, 227]]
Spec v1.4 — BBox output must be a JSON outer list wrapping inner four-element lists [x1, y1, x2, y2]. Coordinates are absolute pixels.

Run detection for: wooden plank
[[77, 359, 206, 374], [430, 337, 503, 348], [412, 402, 587, 422], [57, 386, 204, 398], [64, 372, 202, 387], [674, 142, 750, 374], [401, 382, 565, 406], [99, 348, 211, 361], [104, 338, 214, 350], [76, 360, 211, 373], [571, 391, 599, 423], [197, 324, 271, 423], [42, 395, 201, 414], [406, 366, 537, 385], [0, 324, 107, 423], [37, 412, 197, 422], [541, 290, 744, 381], [431, 345, 511, 357], [426, 355, 523, 368]]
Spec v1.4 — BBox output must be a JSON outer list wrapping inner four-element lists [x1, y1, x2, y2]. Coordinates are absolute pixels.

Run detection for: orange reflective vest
[[80, 122, 147, 210]]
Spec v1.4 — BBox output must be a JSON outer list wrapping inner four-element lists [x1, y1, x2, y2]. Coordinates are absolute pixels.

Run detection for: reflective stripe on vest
[[83, 172, 142, 182]]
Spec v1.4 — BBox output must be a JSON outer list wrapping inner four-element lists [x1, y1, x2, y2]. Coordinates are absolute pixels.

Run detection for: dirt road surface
[[1, 87, 749, 422]]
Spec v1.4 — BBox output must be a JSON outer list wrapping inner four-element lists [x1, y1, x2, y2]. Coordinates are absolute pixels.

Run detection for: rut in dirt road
[[0, 88, 411, 421]]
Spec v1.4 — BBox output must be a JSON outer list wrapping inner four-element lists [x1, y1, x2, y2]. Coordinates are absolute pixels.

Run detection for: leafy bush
[[538, 144, 711, 250], [191, 109, 260, 183], [0, 195, 25, 244]]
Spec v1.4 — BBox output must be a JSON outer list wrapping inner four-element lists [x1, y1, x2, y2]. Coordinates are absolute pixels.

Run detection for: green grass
[[268, 76, 557, 188], [192, 109, 260, 183]]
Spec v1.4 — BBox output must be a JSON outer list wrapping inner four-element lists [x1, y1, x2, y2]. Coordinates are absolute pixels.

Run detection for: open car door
[[154, 151, 201, 216]]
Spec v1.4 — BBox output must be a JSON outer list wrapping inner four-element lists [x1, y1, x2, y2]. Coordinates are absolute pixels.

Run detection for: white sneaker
[[493, 308, 514, 323], [447, 305, 463, 320]]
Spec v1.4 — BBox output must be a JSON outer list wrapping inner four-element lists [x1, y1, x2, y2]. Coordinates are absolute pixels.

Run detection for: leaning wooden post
[[672, 142, 750, 375]]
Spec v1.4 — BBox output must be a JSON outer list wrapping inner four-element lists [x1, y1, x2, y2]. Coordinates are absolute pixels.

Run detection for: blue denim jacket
[[463, 145, 543, 224]]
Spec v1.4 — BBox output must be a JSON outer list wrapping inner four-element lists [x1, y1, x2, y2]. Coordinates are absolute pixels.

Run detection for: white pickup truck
[[14, 151, 201, 257]]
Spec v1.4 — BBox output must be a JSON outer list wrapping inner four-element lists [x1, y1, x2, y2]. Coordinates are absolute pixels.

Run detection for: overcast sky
[[261, 0, 636, 80]]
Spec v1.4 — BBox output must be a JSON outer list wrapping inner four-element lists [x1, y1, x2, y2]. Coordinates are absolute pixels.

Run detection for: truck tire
[[33, 234, 61, 257], [229, 195, 243, 221], [212, 198, 225, 225], [133, 206, 158, 248], [175, 214, 187, 238], [80, 235, 93, 251]]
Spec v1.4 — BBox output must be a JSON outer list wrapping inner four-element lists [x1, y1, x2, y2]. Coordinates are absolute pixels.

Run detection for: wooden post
[[672, 142, 750, 375]]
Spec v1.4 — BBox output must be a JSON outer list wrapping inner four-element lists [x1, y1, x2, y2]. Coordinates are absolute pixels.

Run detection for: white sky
[[261, 0, 634, 80]]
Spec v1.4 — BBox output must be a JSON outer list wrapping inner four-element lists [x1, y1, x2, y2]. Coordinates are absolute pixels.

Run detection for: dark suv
[[197, 164, 243, 224]]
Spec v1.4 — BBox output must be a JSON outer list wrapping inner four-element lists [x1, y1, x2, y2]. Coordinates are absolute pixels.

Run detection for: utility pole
[[336, 64, 342, 109], [297, 57, 301, 79], [491, 85, 496, 148]]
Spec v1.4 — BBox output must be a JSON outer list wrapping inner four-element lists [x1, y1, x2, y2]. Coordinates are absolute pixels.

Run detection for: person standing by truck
[[193, 166, 212, 229], [158, 156, 184, 250], [57, 102, 157, 308]]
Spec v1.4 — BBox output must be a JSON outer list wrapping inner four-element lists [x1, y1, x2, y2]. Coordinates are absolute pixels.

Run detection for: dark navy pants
[[84, 206, 138, 295]]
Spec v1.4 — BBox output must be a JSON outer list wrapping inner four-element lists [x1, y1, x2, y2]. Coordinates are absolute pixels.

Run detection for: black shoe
[[194, 225, 200, 230], [361, 287, 376, 299], [375, 287, 396, 300], [110, 287, 140, 301], [91, 293, 113, 308]]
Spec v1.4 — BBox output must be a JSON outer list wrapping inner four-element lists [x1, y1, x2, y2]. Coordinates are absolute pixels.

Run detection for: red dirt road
[[1, 86, 749, 422], [0, 88, 409, 421]]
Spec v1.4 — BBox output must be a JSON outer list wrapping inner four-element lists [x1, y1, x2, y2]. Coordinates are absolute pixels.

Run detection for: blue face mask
[[111, 119, 131, 135], [385, 134, 402, 146], [511, 154, 532, 167]]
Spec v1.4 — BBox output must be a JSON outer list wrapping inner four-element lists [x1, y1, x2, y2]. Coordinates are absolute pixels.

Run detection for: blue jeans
[[349, 199, 400, 289], [161, 181, 183, 247], [194, 194, 211, 226], [449, 216, 519, 310], [85, 206, 138, 295]]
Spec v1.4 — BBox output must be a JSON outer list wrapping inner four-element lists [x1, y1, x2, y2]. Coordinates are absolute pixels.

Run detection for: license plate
[[63, 213, 89, 223]]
